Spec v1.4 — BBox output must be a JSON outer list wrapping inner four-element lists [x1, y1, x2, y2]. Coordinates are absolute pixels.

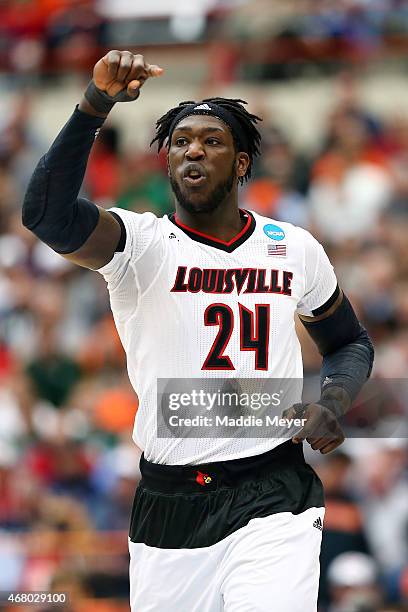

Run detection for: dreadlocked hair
[[150, 97, 262, 184]]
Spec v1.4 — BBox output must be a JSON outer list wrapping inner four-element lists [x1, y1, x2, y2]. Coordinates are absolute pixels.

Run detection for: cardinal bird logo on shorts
[[196, 471, 212, 486]]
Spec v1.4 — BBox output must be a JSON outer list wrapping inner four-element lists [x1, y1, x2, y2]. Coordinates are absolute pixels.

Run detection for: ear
[[236, 152, 250, 180]]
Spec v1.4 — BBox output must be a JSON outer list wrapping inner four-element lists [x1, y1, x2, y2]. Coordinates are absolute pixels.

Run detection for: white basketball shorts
[[128, 441, 325, 612]]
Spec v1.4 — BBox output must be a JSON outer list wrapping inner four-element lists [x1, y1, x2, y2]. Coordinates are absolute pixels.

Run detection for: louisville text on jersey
[[171, 266, 293, 296]]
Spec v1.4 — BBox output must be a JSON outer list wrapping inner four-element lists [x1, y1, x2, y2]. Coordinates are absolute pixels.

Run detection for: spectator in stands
[[316, 451, 371, 607], [326, 552, 383, 612]]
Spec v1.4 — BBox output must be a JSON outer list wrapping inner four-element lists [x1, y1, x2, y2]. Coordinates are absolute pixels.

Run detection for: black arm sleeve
[[320, 325, 374, 402], [301, 293, 374, 415], [22, 107, 109, 254]]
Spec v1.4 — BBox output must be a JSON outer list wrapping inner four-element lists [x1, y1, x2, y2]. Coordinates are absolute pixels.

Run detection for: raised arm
[[22, 50, 163, 270]]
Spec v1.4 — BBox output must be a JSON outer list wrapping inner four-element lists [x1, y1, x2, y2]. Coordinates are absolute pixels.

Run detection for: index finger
[[103, 50, 121, 78], [146, 64, 164, 77]]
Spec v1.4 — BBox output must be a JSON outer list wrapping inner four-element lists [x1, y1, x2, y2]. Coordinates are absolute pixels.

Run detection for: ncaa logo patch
[[263, 224, 285, 241]]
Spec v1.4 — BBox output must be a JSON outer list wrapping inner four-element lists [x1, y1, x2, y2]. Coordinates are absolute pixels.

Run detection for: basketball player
[[22, 51, 374, 611]]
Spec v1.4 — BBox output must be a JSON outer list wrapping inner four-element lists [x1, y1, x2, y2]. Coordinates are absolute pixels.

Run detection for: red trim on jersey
[[169, 209, 256, 253], [173, 211, 251, 246]]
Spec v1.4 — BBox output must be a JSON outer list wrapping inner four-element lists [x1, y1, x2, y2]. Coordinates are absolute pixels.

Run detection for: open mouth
[[184, 175, 206, 186], [183, 164, 207, 186]]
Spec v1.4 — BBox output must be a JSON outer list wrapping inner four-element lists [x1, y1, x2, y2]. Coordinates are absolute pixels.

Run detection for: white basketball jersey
[[96, 209, 337, 465]]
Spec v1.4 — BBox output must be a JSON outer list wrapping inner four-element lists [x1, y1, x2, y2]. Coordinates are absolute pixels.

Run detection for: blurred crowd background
[[0, 1, 408, 611]]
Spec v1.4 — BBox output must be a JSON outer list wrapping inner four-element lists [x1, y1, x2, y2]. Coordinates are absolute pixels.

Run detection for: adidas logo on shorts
[[313, 517, 323, 531]]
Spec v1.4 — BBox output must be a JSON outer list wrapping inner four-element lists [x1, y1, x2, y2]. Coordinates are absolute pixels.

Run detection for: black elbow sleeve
[[22, 106, 105, 254], [320, 326, 374, 400], [22, 156, 50, 230], [22, 160, 99, 253], [301, 293, 374, 404], [300, 294, 362, 356]]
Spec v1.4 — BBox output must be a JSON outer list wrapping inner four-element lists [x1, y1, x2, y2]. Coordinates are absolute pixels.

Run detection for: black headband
[[167, 102, 249, 152]]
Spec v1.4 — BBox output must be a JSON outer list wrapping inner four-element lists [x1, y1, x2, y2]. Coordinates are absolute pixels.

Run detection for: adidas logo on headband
[[194, 103, 212, 110], [168, 101, 249, 153]]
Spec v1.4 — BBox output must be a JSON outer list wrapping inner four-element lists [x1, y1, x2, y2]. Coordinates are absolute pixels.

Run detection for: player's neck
[[174, 201, 244, 243]]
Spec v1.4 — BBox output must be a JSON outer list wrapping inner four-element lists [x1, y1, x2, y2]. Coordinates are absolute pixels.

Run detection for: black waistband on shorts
[[139, 440, 305, 493], [130, 441, 324, 548]]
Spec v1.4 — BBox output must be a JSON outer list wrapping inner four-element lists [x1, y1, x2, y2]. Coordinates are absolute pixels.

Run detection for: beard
[[170, 165, 236, 214]]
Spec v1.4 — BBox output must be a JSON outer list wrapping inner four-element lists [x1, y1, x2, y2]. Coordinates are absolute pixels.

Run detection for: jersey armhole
[[108, 210, 127, 253]]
